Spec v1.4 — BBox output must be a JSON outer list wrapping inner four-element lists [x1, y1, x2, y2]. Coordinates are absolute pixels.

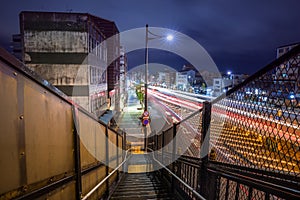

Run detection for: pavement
[[115, 89, 150, 148], [114, 89, 171, 150]]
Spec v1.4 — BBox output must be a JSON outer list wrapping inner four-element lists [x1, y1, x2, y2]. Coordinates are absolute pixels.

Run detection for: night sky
[[0, 0, 299, 75]]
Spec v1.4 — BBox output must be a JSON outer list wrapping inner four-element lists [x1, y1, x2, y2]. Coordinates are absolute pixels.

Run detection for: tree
[[135, 85, 144, 108]]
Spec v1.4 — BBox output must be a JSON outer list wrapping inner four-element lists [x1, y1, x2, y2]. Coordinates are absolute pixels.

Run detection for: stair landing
[[110, 173, 178, 200]]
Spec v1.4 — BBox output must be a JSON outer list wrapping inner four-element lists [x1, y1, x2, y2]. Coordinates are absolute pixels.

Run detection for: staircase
[[110, 172, 178, 200]]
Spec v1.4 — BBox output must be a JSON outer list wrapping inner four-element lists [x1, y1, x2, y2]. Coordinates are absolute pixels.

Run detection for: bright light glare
[[166, 34, 174, 41]]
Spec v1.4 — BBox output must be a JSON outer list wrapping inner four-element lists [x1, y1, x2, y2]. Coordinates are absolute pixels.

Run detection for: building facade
[[275, 43, 300, 99], [17, 11, 121, 117], [119, 46, 127, 110], [213, 73, 248, 96], [90, 15, 121, 112], [276, 43, 299, 59], [176, 73, 188, 91]]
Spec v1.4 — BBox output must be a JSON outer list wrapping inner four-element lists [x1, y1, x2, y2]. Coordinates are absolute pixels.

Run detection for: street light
[[143, 24, 173, 150], [144, 24, 173, 113], [227, 70, 233, 90]]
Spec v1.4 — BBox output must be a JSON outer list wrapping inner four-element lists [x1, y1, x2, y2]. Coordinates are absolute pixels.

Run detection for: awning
[[99, 110, 116, 125]]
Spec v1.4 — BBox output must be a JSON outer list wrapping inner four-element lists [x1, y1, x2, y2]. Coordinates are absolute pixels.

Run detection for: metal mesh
[[173, 156, 200, 200], [150, 96, 203, 157], [210, 49, 300, 178], [177, 110, 203, 157], [217, 177, 287, 200], [218, 177, 227, 200], [251, 189, 265, 200]]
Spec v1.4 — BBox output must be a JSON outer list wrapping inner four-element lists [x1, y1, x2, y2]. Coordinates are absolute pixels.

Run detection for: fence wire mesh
[[218, 177, 285, 200], [177, 110, 203, 157], [210, 47, 300, 178]]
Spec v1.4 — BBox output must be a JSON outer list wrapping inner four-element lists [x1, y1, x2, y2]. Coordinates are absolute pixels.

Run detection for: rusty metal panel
[[23, 79, 74, 185], [78, 111, 106, 168], [95, 125, 106, 164], [118, 135, 123, 170], [108, 130, 117, 168], [81, 165, 106, 198], [0, 63, 21, 194], [36, 181, 76, 200]]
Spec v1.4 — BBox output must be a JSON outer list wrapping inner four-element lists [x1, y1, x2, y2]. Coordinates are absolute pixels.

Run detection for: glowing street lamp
[[166, 34, 174, 41]]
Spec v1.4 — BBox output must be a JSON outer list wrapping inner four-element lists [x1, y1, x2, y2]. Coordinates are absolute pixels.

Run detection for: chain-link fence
[[155, 45, 300, 199], [210, 46, 300, 178]]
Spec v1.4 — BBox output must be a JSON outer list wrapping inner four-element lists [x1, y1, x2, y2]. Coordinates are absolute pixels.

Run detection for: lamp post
[[144, 24, 173, 112], [143, 24, 173, 150], [144, 24, 149, 112]]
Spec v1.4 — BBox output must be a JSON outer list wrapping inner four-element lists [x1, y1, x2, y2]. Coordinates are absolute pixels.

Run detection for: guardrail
[[148, 148, 205, 200], [82, 148, 131, 200], [152, 45, 300, 199], [0, 48, 126, 199]]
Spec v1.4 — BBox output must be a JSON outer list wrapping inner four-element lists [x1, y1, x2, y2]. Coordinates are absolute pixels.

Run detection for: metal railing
[[152, 45, 300, 199], [0, 48, 126, 200], [82, 148, 131, 200], [148, 148, 205, 200]]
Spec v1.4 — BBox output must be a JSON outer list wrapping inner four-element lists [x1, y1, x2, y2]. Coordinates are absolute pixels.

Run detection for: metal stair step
[[110, 172, 178, 200]]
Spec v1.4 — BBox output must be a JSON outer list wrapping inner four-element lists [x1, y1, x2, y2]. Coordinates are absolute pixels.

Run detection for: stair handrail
[[148, 148, 206, 200], [81, 148, 132, 200]]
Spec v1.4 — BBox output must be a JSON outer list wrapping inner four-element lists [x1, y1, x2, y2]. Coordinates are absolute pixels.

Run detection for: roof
[[20, 11, 119, 34], [276, 42, 300, 49], [99, 110, 116, 125]]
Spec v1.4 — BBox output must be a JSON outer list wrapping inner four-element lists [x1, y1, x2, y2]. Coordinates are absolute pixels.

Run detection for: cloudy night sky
[[0, 0, 299, 75]]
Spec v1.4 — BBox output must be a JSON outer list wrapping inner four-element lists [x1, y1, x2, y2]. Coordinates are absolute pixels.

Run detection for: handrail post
[[198, 101, 211, 199], [171, 123, 177, 192], [72, 106, 82, 200], [156, 133, 159, 152], [116, 132, 119, 181], [122, 130, 126, 160], [105, 125, 109, 198], [162, 130, 165, 165]]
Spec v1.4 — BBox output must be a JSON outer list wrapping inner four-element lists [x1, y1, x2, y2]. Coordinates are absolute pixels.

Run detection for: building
[[276, 42, 299, 58], [119, 46, 128, 110], [90, 15, 121, 111], [231, 74, 249, 86], [275, 42, 300, 98], [212, 78, 232, 96], [212, 73, 248, 96], [16, 11, 121, 117], [11, 34, 22, 60], [180, 64, 196, 86], [176, 73, 188, 91]]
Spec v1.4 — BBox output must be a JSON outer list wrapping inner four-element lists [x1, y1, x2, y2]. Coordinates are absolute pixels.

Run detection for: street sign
[[143, 110, 149, 117], [142, 118, 149, 126], [142, 110, 150, 126]]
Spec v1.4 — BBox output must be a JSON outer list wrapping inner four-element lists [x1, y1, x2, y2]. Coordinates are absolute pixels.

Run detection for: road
[[149, 87, 300, 174]]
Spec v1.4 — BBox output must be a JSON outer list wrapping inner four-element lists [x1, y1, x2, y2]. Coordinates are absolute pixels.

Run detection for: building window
[[90, 66, 106, 85]]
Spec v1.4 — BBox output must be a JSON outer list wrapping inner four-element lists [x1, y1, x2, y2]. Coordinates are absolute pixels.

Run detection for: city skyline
[[0, 0, 300, 75]]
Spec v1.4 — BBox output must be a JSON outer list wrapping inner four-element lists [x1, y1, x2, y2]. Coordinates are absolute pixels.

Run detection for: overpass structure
[[1, 45, 300, 199]]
